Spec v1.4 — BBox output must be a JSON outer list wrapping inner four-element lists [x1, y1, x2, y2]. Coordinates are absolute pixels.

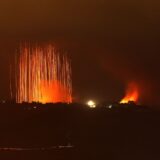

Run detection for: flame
[[120, 82, 139, 104], [39, 80, 72, 103], [15, 43, 72, 104]]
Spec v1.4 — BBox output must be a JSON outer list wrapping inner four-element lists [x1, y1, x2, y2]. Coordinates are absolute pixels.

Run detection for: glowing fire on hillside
[[14, 43, 72, 104], [120, 82, 139, 104]]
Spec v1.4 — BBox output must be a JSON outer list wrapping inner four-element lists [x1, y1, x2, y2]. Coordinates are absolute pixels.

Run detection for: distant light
[[2, 100, 5, 104], [108, 105, 112, 109], [87, 100, 96, 108]]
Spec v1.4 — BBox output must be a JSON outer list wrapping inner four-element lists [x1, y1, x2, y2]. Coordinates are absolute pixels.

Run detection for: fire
[[14, 43, 72, 104], [39, 80, 72, 103], [120, 82, 139, 104]]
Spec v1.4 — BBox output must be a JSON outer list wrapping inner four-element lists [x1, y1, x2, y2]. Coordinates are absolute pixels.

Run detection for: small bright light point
[[108, 105, 112, 109], [33, 106, 37, 109], [87, 100, 96, 108]]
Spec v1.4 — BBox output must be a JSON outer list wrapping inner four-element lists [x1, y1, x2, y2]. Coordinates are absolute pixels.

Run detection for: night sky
[[0, 0, 160, 105]]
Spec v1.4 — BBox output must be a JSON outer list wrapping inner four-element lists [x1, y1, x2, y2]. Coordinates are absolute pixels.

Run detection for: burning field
[[120, 82, 139, 104]]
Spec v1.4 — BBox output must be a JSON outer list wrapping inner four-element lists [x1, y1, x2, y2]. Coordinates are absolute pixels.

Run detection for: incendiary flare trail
[[14, 43, 72, 104]]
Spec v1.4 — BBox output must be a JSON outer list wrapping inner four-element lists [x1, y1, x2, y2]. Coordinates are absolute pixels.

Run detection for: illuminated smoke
[[14, 43, 72, 104], [120, 82, 139, 104]]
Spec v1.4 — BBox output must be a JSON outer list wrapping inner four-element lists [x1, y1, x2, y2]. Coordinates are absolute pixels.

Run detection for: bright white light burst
[[87, 100, 96, 108]]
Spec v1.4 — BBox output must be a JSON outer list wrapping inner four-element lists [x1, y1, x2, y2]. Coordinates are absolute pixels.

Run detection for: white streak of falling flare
[[14, 43, 72, 104]]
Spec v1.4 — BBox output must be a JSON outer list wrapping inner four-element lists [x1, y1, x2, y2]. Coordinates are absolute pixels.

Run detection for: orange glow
[[39, 80, 72, 103], [16, 43, 72, 104], [120, 82, 139, 104]]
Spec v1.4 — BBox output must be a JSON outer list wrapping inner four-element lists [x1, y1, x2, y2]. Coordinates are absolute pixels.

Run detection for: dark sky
[[0, 0, 160, 105]]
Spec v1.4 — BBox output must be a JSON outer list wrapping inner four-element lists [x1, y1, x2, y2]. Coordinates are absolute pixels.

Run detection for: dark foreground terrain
[[0, 102, 160, 159]]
